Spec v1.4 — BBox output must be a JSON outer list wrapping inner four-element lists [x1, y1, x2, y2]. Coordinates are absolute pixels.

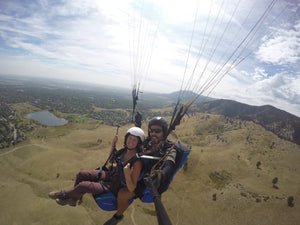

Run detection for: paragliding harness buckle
[[97, 167, 111, 193]]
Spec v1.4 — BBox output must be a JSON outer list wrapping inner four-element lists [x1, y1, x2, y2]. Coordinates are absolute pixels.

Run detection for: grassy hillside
[[0, 111, 299, 225]]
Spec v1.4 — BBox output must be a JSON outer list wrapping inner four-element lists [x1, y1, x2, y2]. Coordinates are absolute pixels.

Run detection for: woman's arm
[[123, 160, 142, 192]]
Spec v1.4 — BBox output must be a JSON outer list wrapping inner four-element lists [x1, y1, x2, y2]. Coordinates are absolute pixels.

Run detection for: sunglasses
[[149, 128, 162, 134]]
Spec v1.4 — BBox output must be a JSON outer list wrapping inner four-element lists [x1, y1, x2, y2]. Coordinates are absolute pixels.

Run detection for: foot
[[103, 214, 123, 225], [56, 198, 77, 207], [48, 191, 67, 200]]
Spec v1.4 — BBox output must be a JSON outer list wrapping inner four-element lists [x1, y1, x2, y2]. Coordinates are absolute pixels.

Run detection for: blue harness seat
[[94, 192, 134, 211], [93, 142, 191, 211]]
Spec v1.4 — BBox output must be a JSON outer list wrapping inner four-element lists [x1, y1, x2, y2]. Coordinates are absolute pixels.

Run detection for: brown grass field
[[0, 110, 299, 225]]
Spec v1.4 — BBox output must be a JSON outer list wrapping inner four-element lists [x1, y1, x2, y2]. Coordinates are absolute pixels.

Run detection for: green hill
[[0, 110, 299, 225]]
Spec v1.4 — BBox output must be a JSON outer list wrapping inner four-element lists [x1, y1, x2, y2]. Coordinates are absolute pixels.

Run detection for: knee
[[76, 170, 84, 178], [117, 188, 134, 201], [76, 181, 87, 189], [76, 170, 91, 180], [75, 181, 94, 193]]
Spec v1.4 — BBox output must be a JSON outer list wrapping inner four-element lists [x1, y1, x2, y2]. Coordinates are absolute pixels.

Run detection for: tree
[[256, 161, 261, 169], [287, 196, 294, 207], [272, 177, 279, 189]]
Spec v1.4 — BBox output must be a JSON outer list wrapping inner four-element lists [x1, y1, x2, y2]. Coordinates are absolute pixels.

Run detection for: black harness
[[97, 148, 141, 196]]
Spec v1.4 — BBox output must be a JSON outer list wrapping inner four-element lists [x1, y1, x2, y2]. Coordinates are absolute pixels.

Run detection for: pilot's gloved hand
[[153, 170, 165, 189]]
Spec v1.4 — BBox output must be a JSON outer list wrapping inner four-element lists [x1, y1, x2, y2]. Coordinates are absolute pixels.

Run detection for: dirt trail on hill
[[0, 144, 37, 157], [130, 205, 138, 225]]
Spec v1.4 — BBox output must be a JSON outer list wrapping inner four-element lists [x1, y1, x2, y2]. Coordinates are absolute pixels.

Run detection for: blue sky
[[0, 0, 299, 117]]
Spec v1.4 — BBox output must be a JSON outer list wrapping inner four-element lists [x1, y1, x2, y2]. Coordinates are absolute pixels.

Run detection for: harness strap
[[97, 167, 110, 192], [96, 166, 103, 180], [99, 180, 110, 192]]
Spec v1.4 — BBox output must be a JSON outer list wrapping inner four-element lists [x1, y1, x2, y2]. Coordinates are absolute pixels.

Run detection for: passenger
[[49, 127, 145, 225]]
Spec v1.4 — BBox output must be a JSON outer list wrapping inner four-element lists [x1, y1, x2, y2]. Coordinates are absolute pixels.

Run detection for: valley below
[[0, 110, 299, 225]]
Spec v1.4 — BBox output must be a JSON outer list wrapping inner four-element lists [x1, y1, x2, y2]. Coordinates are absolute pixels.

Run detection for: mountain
[[1, 75, 299, 146], [159, 90, 216, 103], [194, 99, 300, 146]]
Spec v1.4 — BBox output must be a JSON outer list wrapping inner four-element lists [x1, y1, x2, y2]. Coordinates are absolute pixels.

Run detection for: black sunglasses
[[149, 128, 162, 134]]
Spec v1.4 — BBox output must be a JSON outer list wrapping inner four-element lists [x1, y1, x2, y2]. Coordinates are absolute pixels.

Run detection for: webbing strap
[[96, 167, 110, 192]]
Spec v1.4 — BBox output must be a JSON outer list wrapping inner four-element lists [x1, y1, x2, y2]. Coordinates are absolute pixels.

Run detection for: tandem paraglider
[[49, 0, 285, 224]]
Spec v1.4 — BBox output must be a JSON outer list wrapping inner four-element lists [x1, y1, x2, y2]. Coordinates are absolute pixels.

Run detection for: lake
[[26, 111, 68, 126]]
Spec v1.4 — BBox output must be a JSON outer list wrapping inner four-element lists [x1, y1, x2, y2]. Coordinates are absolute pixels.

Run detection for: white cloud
[[1, 0, 300, 117], [252, 67, 269, 81], [213, 70, 300, 116], [256, 73, 300, 104], [256, 21, 300, 65]]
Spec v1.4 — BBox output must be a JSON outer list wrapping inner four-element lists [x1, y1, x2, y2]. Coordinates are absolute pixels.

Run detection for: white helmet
[[126, 127, 145, 142]]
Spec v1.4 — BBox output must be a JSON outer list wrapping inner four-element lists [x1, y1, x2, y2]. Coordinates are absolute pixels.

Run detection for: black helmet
[[148, 117, 168, 138]]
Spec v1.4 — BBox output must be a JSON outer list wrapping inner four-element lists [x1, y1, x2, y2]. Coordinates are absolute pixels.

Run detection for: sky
[[0, 0, 300, 117]]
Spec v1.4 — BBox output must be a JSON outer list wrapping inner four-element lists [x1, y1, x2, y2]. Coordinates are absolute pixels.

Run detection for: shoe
[[56, 198, 77, 207], [103, 215, 124, 225], [48, 191, 66, 200]]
